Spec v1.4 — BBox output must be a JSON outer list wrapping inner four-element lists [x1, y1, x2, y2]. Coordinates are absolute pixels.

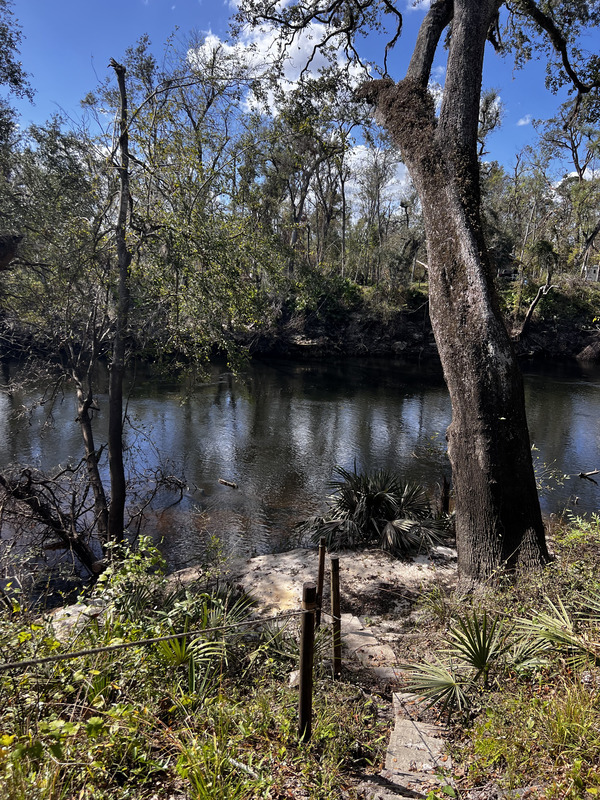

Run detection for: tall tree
[[535, 94, 600, 271], [234, 0, 600, 582], [0, 119, 116, 567], [0, 0, 32, 269], [0, 0, 32, 100], [107, 59, 133, 544]]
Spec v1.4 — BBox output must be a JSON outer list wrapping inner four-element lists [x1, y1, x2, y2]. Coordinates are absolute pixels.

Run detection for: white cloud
[[563, 168, 599, 182], [428, 81, 443, 113], [517, 114, 532, 126], [406, 0, 431, 11], [189, 22, 367, 112]]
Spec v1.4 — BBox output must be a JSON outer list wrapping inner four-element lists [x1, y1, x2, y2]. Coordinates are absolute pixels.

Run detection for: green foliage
[[0, 540, 388, 799], [469, 682, 600, 797], [403, 516, 600, 795], [446, 611, 507, 683], [405, 584, 600, 721], [285, 270, 364, 331], [533, 281, 600, 322], [403, 284, 429, 310], [300, 465, 451, 556], [517, 595, 600, 669], [0, 0, 33, 99], [402, 610, 507, 719]]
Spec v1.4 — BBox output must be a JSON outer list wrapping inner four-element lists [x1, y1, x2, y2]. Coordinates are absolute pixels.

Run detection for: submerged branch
[[0, 470, 97, 574]]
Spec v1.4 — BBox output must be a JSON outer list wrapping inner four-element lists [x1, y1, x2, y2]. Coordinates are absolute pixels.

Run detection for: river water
[[1, 357, 599, 571]]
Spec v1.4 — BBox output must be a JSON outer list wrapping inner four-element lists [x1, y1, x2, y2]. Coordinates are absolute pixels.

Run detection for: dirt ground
[[172, 545, 458, 620]]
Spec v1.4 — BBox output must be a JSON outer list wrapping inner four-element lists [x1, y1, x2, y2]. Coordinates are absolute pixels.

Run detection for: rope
[[319, 610, 342, 622], [0, 611, 303, 673]]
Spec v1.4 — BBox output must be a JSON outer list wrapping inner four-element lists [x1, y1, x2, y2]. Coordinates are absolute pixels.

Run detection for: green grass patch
[[0, 540, 388, 799], [410, 515, 600, 799]]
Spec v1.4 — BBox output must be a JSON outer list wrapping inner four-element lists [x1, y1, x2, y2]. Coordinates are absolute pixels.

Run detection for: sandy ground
[[171, 545, 458, 619]]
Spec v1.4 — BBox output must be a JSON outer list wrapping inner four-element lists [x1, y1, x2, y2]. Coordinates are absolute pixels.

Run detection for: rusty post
[[298, 582, 317, 741], [330, 554, 342, 678], [315, 537, 326, 628]]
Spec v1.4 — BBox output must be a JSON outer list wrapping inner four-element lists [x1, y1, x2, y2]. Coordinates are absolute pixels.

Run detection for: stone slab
[[342, 614, 399, 668], [386, 718, 448, 773]]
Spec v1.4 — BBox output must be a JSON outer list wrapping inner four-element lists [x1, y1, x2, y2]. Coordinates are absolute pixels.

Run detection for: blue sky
[[10, 0, 596, 168]]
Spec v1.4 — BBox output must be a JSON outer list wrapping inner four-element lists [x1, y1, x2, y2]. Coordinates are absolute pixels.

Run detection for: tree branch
[[406, 0, 454, 87], [516, 0, 600, 98], [0, 470, 97, 573]]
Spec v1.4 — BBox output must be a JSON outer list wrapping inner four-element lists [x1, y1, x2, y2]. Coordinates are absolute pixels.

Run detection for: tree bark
[[360, 0, 549, 582], [108, 60, 133, 544], [72, 368, 109, 543]]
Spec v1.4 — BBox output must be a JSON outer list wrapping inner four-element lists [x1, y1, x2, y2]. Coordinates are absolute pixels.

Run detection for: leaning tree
[[234, 0, 600, 582]]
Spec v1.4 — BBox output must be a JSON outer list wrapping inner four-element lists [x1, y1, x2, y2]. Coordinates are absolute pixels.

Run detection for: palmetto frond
[[445, 610, 507, 683], [382, 517, 450, 556], [517, 597, 600, 669], [401, 659, 471, 718], [302, 464, 452, 556]]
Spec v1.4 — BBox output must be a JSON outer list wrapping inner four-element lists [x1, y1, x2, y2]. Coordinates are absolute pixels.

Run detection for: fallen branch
[[0, 470, 97, 573], [514, 281, 558, 340], [578, 469, 600, 484]]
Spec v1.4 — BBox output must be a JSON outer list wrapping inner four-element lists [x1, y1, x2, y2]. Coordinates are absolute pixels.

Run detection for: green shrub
[[0, 539, 389, 799], [299, 465, 452, 555]]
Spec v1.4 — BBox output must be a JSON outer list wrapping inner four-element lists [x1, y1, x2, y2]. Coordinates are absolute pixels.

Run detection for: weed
[[0, 539, 389, 799]]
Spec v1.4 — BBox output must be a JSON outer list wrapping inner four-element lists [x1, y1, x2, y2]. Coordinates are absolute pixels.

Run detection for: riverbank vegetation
[[1, 517, 600, 798], [299, 464, 452, 556], [0, 539, 390, 800], [403, 515, 600, 799], [1, 3, 600, 577], [1, 15, 600, 370], [2, 27, 600, 582]]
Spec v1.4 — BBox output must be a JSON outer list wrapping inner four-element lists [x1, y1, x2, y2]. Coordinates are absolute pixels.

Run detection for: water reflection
[[1, 357, 600, 571]]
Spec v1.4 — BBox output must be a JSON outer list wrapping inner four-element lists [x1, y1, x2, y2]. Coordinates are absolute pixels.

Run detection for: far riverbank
[[240, 290, 600, 364]]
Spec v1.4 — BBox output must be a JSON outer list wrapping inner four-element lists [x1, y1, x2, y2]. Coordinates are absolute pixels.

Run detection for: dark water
[[1, 357, 599, 571]]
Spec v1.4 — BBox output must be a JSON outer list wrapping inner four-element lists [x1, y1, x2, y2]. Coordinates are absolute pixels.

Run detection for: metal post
[[330, 554, 342, 678], [298, 582, 317, 741], [315, 537, 326, 629]]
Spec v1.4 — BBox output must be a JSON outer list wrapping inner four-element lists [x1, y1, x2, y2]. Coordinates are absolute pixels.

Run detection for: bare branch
[[234, 0, 403, 74], [0, 469, 97, 573], [515, 0, 600, 98]]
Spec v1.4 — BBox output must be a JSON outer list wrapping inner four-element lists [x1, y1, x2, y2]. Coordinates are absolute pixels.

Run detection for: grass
[[3, 515, 600, 799], [0, 539, 389, 799], [405, 514, 600, 799]]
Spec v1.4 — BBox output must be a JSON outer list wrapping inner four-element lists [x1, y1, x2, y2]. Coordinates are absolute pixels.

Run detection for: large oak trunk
[[361, 0, 550, 582], [422, 184, 550, 580]]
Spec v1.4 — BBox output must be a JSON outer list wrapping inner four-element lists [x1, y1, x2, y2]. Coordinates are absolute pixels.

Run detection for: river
[[1, 357, 599, 571]]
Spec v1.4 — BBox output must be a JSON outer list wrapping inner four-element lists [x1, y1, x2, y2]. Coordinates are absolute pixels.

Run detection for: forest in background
[[1, 32, 600, 372], [1, 9, 600, 577]]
